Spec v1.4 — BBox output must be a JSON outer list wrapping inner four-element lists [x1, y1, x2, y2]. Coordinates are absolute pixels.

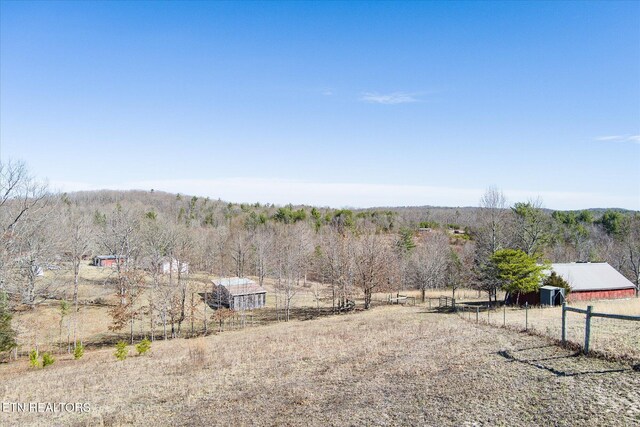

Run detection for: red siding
[[567, 288, 636, 302]]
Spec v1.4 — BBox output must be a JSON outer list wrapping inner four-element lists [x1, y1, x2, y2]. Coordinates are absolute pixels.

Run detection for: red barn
[[551, 262, 637, 302], [93, 255, 126, 267]]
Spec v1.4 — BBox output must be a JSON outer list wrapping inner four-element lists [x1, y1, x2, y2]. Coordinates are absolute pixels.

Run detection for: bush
[[543, 271, 572, 296], [29, 349, 40, 368], [114, 341, 128, 361], [135, 338, 151, 356], [74, 343, 84, 360], [41, 352, 55, 368]]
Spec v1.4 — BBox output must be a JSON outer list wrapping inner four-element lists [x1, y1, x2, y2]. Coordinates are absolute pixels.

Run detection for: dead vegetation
[[1, 306, 637, 426], [458, 298, 640, 361]]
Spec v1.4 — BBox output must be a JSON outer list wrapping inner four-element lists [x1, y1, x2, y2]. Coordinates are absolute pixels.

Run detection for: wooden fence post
[[191, 292, 195, 335], [561, 302, 566, 344], [204, 292, 208, 335], [525, 302, 528, 331], [584, 305, 593, 354], [503, 303, 506, 327]]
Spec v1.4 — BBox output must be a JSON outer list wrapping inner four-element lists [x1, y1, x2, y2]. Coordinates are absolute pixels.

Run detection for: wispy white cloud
[[360, 92, 419, 105], [595, 134, 640, 144], [49, 178, 640, 210]]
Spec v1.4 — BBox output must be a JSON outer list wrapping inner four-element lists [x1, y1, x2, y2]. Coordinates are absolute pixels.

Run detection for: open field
[[9, 263, 637, 366], [11, 261, 497, 354], [1, 306, 638, 426]]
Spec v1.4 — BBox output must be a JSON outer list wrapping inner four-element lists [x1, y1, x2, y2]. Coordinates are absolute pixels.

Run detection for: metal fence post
[[525, 302, 529, 331], [561, 302, 566, 344], [476, 306, 479, 324], [487, 304, 490, 324], [584, 305, 593, 354]]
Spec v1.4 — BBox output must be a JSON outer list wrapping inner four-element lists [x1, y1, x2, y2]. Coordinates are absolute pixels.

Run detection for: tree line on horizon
[[0, 160, 638, 357]]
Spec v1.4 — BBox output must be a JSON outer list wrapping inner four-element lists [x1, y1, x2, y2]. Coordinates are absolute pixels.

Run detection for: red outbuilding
[[551, 262, 637, 302], [93, 255, 126, 267]]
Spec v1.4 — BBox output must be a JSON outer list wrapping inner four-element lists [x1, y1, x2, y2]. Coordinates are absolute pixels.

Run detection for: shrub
[[29, 349, 40, 368], [74, 343, 84, 360], [41, 352, 55, 368], [114, 341, 128, 361], [543, 271, 572, 296], [135, 338, 151, 356], [187, 340, 207, 368]]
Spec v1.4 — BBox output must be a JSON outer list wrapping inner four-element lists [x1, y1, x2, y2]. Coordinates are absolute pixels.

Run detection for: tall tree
[[319, 228, 354, 312], [273, 223, 312, 321], [408, 233, 450, 302], [62, 200, 92, 348], [511, 199, 550, 257], [475, 187, 510, 304], [0, 291, 16, 354], [620, 214, 640, 296], [352, 232, 391, 309], [141, 214, 174, 341], [490, 249, 546, 304], [99, 205, 141, 340]]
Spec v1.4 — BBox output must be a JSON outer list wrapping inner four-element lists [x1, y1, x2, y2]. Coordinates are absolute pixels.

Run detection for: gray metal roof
[[212, 277, 267, 296], [213, 277, 255, 287], [549, 263, 636, 292]]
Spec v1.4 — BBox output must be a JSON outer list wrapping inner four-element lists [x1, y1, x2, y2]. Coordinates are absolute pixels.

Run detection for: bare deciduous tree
[[475, 186, 510, 304], [408, 233, 450, 302], [61, 200, 92, 348], [352, 231, 391, 309]]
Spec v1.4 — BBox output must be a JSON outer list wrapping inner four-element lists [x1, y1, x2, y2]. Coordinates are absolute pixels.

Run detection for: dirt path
[[1, 307, 638, 426]]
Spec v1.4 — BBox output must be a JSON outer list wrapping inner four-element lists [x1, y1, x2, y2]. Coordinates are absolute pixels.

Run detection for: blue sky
[[1, 1, 639, 209]]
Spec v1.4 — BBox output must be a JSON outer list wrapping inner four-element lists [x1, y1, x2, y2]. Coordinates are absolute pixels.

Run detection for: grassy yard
[[0, 306, 638, 426]]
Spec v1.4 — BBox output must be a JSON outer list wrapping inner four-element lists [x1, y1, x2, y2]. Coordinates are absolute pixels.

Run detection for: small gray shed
[[210, 277, 267, 310], [540, 285, 565, 306]]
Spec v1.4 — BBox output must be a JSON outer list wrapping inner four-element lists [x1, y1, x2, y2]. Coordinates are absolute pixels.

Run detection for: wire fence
[[453, 298, 640, 361]]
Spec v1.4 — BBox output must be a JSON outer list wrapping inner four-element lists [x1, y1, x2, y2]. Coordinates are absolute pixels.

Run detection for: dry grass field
[[459, 298, 640, 361], [11, 261, 488, 351], [1, 306, 638, 427], [9, 262, 637, 365]]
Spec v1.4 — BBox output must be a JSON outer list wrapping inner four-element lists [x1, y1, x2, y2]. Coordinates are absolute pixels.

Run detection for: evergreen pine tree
[[0, 292, 16, 353]]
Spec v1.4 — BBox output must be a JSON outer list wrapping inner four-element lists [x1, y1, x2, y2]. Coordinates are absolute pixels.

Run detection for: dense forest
[[0, 160, 638, 351]]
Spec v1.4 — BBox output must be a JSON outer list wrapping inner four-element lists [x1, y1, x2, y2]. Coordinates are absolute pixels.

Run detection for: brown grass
[[17, 267, 492, 354], [0, 306, 638, 426], [456, 298, 640, 361]]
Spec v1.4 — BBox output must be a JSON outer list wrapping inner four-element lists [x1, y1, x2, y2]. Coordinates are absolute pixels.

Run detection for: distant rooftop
[[95, 255, 122, 260]]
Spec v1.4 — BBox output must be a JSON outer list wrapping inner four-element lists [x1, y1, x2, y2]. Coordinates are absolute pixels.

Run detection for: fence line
[[562, 302, 640, 354], [453, 299, 639, 357]]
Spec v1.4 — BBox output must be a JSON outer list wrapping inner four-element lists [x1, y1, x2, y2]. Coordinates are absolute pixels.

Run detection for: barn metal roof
[[549, 263, 636, 292], [212, 277, 267, 296]]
